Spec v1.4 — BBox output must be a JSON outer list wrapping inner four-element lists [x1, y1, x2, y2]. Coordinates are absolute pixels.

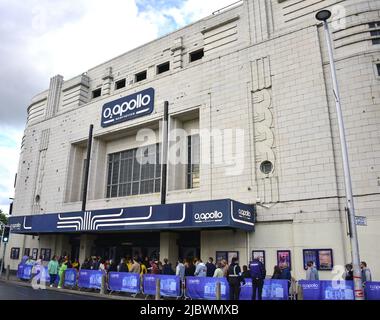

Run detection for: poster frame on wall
[[303, 249, 334, 271], [252, 250, 266, 269], [277, 250, 292, 270]]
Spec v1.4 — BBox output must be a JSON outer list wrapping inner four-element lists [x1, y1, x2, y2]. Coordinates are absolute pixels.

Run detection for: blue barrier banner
[[298, 281, 321, 300], [299, 281, 354, 300], [109, 272, 141, 294], [321, 281, 354, 300], [365, 282, 380, 300], [17, 264, 33, 280], [143, 274, 181, 297], [240, 279, 289, 300], [78, 270, 104, 290], [32, 266, 60, 284], [64, 269, 77, 287], [186, 277, 229, 300]]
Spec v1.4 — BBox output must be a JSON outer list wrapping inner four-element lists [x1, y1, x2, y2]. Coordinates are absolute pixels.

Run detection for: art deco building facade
[[7, 0, 380, 280]]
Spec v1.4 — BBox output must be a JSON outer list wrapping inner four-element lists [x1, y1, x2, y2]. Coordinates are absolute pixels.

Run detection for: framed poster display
[[10, 248, 20, 260], [277, 250, 292, 270], [303, 249, 334, 271], [41, 248, 51, 262], [227, 251, 239, 264], [216, 251, 228, 263], [252, 250, 266, 268], [216, 251, 240, 264], [24, 248, 30, 257], [32, 248, 39, 260]]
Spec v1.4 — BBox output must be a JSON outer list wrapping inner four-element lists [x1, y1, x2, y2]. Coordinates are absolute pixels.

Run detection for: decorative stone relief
[[32, 129, 50, 214], [45, 75, 63, 119], [102, 67, 114, 96], [171, 37, 184, 70], [251, 56, 279, 203]]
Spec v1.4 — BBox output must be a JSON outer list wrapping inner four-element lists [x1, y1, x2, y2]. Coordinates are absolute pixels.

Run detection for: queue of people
[[342, 261, 372, 284], [20, 252, 374, 299], [305, 260, 373, 286]]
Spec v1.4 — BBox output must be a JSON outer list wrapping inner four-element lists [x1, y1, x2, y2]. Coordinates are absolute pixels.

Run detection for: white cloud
[[0, 128, 23, 214], [28, 0, 160, 79]]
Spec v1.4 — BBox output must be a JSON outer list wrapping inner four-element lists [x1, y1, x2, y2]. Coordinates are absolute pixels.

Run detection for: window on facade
[[115, 79, 126, 90], [135, 71, 147, 82], [92, 88, 102, 99], [189, 49, 204, 63], [187, 135, 200, 189], [157, 62, 170, 74], [260, 161, 274, 174], [106, 144, 161, 198], [369, 22, 380, 45]]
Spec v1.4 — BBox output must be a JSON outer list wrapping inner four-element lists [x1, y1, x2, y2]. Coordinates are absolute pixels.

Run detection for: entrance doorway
[[91, 232, 160, 262], [178, 231, 200, 261], [69, 236, 80, 260]]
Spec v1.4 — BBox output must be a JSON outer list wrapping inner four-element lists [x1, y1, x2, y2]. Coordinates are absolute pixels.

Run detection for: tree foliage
[[0, 209, 8, 227]]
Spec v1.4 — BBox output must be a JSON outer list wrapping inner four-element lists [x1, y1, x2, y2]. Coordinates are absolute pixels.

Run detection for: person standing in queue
[[271, 265, 282, 279], [48, 255, 59, 288], [206, 257, 216, 277], [227, 257, 244, 300], [250, 257, 266, 301], [279, 263, 292, 297]]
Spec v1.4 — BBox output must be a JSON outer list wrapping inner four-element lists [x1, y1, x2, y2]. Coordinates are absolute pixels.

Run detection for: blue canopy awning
[[9, 199, 255, 235]]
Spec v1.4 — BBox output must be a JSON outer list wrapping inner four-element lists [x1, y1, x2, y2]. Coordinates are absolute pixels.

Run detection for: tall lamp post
[[316, 10, 364, 300], [0, 221, 7, 277]]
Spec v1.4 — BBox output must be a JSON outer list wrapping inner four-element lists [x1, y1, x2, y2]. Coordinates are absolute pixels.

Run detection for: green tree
[[0, 209, 8, 227]]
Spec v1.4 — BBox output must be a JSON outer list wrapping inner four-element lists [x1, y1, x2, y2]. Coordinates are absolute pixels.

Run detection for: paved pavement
[[0, 281, 108, 300]]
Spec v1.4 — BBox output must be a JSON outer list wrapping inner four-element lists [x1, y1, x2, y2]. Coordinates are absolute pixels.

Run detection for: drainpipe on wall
[[246, 231, 250, 265]]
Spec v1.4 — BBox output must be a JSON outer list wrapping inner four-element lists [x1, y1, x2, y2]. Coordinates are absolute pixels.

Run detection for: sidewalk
[[0, 275, 144, 301]]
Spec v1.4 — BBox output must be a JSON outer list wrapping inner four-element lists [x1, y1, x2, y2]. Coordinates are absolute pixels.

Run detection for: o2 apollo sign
[[101, 88, 155, 127], [194, 211, 224, 224]]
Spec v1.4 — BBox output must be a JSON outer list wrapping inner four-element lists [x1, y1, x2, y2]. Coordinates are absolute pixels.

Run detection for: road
[[0, 281, 106, 300]]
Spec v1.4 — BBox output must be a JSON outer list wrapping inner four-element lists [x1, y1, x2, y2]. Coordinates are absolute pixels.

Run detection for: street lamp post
[[316, 10, 364, 300], [0, 222, 6, 277]]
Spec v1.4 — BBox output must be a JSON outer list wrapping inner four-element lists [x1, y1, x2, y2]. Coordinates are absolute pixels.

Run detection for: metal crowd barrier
[[141, 274, 182, 299], [16, 264, 380, 300]]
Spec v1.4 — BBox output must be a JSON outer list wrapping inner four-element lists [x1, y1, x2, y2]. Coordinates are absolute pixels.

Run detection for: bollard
[[297, 284, 303, 301], [6, 265, 10, 281], [155, 278, 161, 300], [100, 274, 106, 295], [216, 281, 221, 300], [61, 270, 66, 288]]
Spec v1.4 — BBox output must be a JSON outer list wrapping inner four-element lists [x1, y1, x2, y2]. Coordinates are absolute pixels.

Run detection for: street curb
[[0, 278, 144, 301]]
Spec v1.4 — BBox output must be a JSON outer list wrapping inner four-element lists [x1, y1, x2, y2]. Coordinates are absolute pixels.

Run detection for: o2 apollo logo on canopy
[[194, 211, 224, 224], [101, 88, 155, 128]]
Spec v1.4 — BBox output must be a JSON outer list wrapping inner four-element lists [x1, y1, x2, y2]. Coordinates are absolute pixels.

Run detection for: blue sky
[[0, 0, 237, 214]]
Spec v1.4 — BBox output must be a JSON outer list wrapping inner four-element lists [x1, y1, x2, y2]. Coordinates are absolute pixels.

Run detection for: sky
[[0, 0, 238, 214]]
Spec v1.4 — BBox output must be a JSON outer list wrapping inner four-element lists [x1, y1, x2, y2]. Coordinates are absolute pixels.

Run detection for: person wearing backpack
[[249, 257, 266, 300]]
